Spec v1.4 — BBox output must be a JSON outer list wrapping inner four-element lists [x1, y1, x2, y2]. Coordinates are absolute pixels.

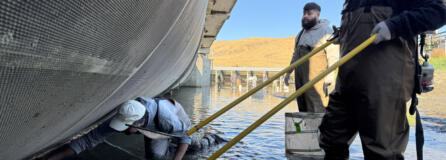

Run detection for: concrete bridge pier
[[181, 48, 211, 87], [230, 71, 235, 88], [246, 71, 257, 90], [279, 75, 284, 91], [263, 71, 269, 82]]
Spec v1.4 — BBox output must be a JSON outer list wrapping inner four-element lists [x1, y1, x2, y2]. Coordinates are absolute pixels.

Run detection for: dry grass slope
[[211, 36, 296, 68], [211, 37, 446, 120]]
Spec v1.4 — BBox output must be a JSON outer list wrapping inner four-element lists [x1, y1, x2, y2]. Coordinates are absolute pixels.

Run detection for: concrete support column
[[181, 48, 211, 87], [230, 71, 235, 88], [246, 71, 250, 89], [214, 70, 219, 85], [279, 75, 282, 91], [263, 71, 268, 82], [274, 79, 279, 92]]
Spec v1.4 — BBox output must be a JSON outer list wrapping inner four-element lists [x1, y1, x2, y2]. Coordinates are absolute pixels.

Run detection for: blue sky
[[216, 0, 446, 41]]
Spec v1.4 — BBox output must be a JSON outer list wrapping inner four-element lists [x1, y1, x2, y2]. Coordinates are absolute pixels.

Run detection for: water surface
[[77, 85, 446, 160]]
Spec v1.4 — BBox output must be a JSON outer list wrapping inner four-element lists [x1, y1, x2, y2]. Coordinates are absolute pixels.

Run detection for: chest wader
[[293, 30, 325, 113], [318, 6, 416, 160]]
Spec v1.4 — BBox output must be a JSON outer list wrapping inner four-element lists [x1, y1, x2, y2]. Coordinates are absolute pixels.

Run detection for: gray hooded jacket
[[289, 19, 339, 85], [295, 19, 333, 47]]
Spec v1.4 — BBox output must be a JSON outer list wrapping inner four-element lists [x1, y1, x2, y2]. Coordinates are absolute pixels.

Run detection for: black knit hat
[[304, 2, 321, 12]]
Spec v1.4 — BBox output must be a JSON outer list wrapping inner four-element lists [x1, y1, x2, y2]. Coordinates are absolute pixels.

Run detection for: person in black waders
[[318, 0, 446, 160], [284, 2, 335, 113]]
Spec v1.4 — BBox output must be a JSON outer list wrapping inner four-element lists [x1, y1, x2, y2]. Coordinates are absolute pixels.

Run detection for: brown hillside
[[211, 36, 296, 68]]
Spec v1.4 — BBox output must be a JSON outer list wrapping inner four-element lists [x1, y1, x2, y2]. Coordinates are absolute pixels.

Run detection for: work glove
[[371, 21, 391, 44], [323, 82, 331, 97], [284, 73, 290, 86]]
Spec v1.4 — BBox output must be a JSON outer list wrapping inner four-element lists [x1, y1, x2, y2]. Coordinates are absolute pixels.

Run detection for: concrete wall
[[181, 54, 211, 87]]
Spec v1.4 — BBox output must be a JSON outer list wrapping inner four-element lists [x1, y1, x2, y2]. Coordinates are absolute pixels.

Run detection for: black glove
[[323, 82, 331, 97], [284, 74, 290, 86]]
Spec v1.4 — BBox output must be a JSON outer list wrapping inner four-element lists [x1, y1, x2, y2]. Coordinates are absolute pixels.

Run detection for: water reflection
[[170, 87, 211, 125], [171, 85, 299, 160]]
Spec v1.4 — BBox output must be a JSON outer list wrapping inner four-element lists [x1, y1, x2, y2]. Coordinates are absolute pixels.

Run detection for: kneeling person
[[44, 97, 191, 160]]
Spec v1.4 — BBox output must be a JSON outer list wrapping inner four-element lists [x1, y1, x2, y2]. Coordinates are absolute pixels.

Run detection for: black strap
[[342, 0, 391, 14], [410, 96, 424, 160], [287, 29, 305, 75], [295, 29, 305, 47], [415, 108, 424, 160], [153, 97, 163, 130], [409, 34, 425, 160], [295, 29, 314, 50], [134, 97, 165, 131]]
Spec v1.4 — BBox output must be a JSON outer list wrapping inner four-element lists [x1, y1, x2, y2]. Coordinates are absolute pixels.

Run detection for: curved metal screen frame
[[0, 0, 207, 159]]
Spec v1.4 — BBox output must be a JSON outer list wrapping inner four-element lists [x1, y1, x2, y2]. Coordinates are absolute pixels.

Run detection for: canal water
[[76, 84, 446, 160]]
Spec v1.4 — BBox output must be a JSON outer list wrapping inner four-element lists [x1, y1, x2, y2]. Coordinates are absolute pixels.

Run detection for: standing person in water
[[284, 2, 337, 112]]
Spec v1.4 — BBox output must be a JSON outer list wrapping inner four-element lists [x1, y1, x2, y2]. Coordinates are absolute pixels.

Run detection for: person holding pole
[[318, 0, 446, 159]]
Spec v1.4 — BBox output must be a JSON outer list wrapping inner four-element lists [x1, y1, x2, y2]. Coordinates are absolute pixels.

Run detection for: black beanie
[[304, 2, 321, 12]]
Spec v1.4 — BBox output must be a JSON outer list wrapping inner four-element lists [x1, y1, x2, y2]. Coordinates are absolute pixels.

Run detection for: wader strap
[[410, 34, 425, 160], [287, 29, 305, 75], [297, 45, 313, 51], [294, 30, 313, 57], [342, 0, 391, 14], [153, 97, 163, 130], [153, 97, 176, 132], [295, 29, 304, 47], [415, 108, 424, 160], [410, 96, 424, 160]]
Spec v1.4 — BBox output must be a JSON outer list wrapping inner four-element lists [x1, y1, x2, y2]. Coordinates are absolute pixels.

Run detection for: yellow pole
[[187, 39, 335, 136], [208, 34, 377, 160]]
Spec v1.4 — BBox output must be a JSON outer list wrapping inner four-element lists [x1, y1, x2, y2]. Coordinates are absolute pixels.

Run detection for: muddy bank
[[418, 71, 446, 119]]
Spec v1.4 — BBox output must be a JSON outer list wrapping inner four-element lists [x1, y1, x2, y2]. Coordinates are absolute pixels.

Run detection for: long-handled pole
[[187, 39, 336, 135], [207, 34, 377, 160]]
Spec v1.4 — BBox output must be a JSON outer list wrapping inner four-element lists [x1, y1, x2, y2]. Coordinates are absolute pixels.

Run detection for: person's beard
[[302, 18, 317, 30]]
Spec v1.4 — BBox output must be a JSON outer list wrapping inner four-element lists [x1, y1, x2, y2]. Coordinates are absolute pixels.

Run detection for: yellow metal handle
[[187, 39, 336, 136], [207, 34, 377, 160]]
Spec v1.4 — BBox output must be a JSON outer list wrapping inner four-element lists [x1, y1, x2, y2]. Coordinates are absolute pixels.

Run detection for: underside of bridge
[[181, 0, 237, 87], [0, 0, 239, 159]]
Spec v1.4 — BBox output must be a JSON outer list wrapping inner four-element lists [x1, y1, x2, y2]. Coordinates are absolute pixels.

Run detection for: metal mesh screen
[[0, 0, 206, 159]]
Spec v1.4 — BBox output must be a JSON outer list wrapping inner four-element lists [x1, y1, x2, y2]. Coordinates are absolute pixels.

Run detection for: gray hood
[[310, 19, 331, 31], [296, 19, 333, 47]]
